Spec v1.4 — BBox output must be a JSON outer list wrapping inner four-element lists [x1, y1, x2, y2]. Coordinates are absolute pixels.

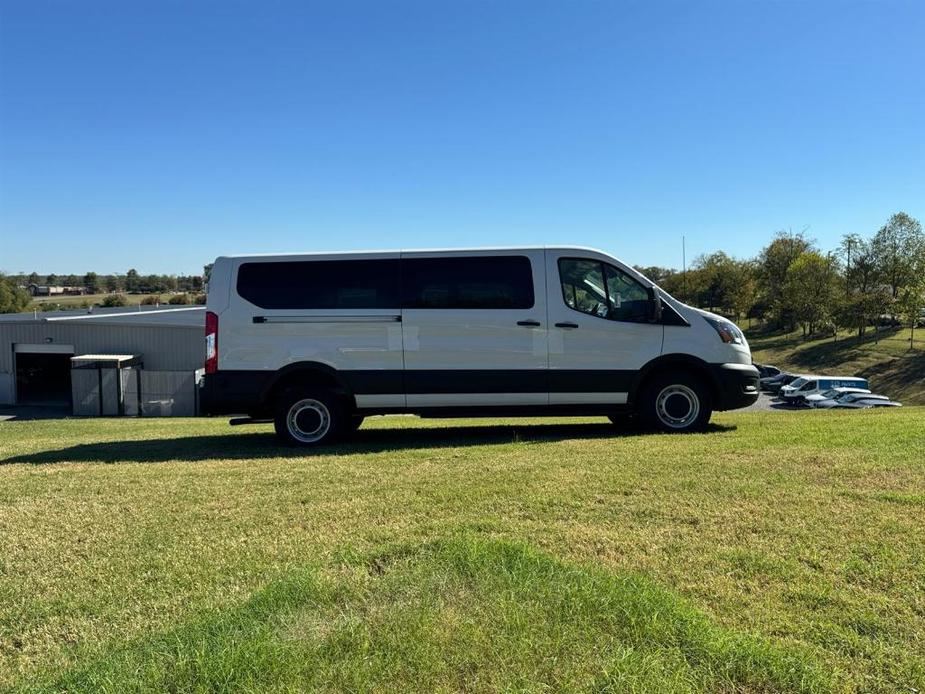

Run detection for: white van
[[779, 376, 870, 404], [201, 247, 759, 445]]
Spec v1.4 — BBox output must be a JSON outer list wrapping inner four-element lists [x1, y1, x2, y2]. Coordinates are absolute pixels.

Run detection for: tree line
[[0, 268, 210, 313], [635, 212, 925, 342], [9, 269, 204, 295]]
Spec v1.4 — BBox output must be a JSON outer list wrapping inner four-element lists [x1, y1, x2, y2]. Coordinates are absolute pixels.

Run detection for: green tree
[[104, 275, 121, 292], [0, 274, 32, 313], [632, 265, 676, 284], [758, 230, 815, 329], [897, 280, 925, 349], [46, 273, 59, 286], [728, 261, 760, 325], [896, 242, 925, 348], [691, 252, 738, 312], [782, 252, 839, 336], [83, 272, 100, 294], [125, 269, 139, 293], [871, 212, 925, 300]]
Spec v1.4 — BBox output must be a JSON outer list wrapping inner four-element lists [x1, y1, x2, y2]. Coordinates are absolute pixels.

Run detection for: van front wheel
[[274, 389, 345, 446], [639, 372, 712, 433]]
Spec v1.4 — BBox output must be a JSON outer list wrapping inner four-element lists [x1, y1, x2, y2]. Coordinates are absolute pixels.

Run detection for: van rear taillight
[[205, 311, 218, 374]]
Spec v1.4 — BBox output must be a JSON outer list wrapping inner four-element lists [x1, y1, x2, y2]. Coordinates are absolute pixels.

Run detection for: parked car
[[754, 363, 781, 379], [201, 246, 760, 444], [804, 387, 871, 407], [780, 376, 870, 404], [760, 372, 801, 393], [814, 392, 901, 409], [833, 396, 902, 409]]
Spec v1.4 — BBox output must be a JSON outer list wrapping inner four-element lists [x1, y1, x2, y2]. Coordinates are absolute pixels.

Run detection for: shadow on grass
[[857, 350, 925, 397], [2, 421, 736, 465], [752, 327, 910, 367]]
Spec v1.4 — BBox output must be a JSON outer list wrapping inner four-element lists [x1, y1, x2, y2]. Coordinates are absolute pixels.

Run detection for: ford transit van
[[780, 376, 870, 404], [201, 247, 759, 445]]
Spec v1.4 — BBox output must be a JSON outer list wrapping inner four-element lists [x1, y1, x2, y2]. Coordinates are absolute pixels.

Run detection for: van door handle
[[555, 322, 579, 329], [517, 320, 541, 327]]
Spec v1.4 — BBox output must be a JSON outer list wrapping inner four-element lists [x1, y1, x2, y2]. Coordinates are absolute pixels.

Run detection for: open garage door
[[14, 344, 75, 406]]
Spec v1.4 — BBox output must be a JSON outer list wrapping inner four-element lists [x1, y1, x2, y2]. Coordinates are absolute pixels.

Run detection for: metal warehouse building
[[0, 306, 204, 414]]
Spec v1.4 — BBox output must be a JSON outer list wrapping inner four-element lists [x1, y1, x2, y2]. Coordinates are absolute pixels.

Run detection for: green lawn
[[1, 411, 923, 692], [749, 326, 925, 405]]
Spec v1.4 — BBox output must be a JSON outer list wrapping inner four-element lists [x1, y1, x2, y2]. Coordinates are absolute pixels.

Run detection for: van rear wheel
[[274, 388, 345, 446], [639, 372, 712, 433]]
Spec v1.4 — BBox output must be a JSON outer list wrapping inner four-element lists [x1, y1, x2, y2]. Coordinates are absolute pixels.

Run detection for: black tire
[[638, 371, 713, 433], [273, 388, 345, 446]]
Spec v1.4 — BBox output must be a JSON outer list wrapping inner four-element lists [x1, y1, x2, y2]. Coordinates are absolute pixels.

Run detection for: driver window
[[559, 258, 652, 323], [559, 259, 608, 318], [604, 264, 651, 322]]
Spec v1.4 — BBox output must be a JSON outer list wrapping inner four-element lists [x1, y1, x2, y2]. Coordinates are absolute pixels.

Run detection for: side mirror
[[648, 287, 663, 323]]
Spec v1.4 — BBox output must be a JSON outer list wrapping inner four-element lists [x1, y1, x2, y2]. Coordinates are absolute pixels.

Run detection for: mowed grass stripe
[[24, 536, 831, 693], [1, 409, 923, 691]]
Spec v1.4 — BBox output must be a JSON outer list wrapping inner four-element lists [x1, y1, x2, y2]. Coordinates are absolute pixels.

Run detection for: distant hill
[[748, 327, 925, 405]]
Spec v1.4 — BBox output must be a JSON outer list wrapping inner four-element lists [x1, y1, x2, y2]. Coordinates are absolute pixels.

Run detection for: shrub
[[0, 274, 31, 314], [194, 294, 207, 305], [101, 294, 129, 307], [168, 293, 192, 305], [140, 296, 161, 306]]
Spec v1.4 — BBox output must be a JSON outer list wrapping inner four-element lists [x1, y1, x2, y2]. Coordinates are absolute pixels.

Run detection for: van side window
[[402, 256, 534, 309], [604, 264, 651, 322], [559, 259, 607, 316], [237, 259, 400, 309], [559, 258, 651, 323]]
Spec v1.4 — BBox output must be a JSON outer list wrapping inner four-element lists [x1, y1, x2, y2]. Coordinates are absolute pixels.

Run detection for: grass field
[[29, 293, 184, 309], [30, 293, 160, 307], [1, 411, 924, 692], [749, 326, 925, 405]]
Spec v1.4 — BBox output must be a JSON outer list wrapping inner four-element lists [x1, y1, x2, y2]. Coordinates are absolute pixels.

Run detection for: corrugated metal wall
[[0, 323, 202, 373], [123, 370, 200, 416]]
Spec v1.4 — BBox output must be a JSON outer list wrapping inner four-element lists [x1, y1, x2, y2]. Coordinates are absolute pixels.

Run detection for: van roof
[[216, 245, 611, 261]]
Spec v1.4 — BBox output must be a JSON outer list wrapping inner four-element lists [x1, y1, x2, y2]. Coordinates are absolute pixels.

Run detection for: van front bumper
[[708, 363, 760, 411]]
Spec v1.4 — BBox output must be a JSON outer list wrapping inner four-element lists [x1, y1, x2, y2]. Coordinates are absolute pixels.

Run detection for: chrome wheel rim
[[655, 384, 700, 429], [286, 398, 331, 443]]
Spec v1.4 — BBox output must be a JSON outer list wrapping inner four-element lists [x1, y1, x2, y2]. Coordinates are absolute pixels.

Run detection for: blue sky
[[1, 0, 923, 275]]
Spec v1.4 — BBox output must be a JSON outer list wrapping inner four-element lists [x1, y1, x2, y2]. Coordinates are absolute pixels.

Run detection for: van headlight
[[703, 316, 744, 345]]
